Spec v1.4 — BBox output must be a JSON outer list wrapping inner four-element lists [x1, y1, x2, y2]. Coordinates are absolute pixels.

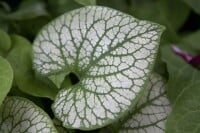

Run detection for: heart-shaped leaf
[[0, 56, 13, 106], [33, 6, 164, 130], [119, 73, 171, 133], [0, 97, 57, 132]]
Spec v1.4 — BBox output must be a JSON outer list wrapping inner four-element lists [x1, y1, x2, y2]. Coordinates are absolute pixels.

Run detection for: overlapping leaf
[[128, 0, 189, 32], [161, 45, 200, 103], [0, 29, 11, 53], [182, 30, 200, 52], [7, 35, 57, 100], [183, 0, 200, 15], [166, 83, 200, 133], [0, 56, 13, 106], [119, 73, 171, 133], [0, 97, 57, 133], [6, 0, 49, 20], [33, 6, 164, 130]]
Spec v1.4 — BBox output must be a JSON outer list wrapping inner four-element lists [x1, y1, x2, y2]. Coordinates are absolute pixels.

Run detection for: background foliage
[[0, 0, 200, 132]]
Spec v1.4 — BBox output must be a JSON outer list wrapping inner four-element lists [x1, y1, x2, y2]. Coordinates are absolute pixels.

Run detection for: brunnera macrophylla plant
[[0, 73, 170, 132], [32, 6, 165, 130]]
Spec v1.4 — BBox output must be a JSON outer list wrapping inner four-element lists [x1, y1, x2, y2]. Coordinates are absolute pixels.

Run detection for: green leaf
[[97, 0, 128, 12], [127, 0, 189, 43], [7, 35, 58, 100], [0, 96, 57, 132], [161, 45, 200, 103], [119, 73, 171, 133], [183, 0, 200, 14], [47, 0, 82, 16], [165, 83, 200, 133], [181, 30, 200, 52], [7, 0, 48, 20], [176, 111, 200, 133], [48, 72, 69, 89], [0, 29, 11, 52], [33, 6, 164, 130], [75, 0, 96, 5], [128, 0, 189, 31], [15, 17, 50, 40], [0, 56, 13, 106]]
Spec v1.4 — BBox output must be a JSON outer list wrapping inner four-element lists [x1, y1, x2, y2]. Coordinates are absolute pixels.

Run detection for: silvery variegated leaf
[[119, 73, 171, 133], [0, 97, 57, 133], [33, 6, 164, 130]]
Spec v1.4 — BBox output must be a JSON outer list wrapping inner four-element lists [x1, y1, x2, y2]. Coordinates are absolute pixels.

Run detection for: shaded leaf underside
[[0, 97, 57, 133], [119, 73, 171, 133], [33, 6, 164, 130]]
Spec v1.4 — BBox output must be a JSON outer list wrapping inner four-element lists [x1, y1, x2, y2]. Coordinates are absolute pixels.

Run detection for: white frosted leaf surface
[[0, 97, 57, 133], [33, 6, 164, 130], [119, 74, 171, 133]]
